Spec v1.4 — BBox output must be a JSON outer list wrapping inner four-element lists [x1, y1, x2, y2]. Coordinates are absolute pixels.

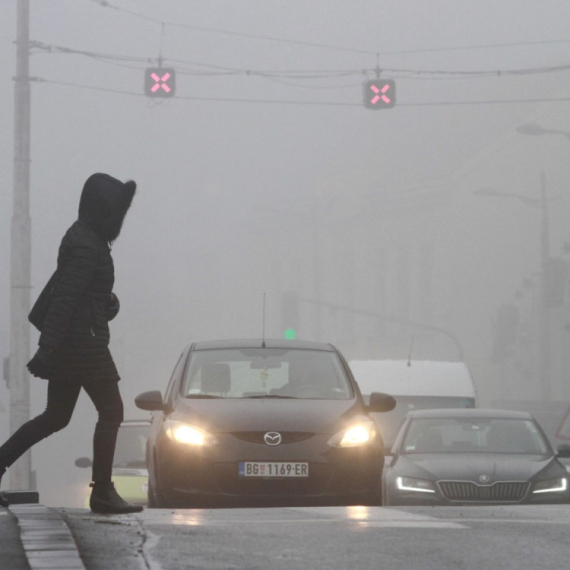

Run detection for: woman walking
[[0, 173, 142, 514]]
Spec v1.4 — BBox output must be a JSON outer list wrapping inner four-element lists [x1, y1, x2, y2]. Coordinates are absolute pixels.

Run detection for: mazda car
[[383, 408, 570, 506], [135, 339, 396, 508]]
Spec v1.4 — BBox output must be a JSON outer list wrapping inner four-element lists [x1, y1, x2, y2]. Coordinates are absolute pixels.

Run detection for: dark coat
[[38, 174, 136, 381]]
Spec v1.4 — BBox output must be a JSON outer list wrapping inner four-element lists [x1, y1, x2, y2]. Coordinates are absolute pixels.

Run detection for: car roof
[[349, 359, 475, 398], [190, 338, 337, 351], [405, 408, 534, 420]]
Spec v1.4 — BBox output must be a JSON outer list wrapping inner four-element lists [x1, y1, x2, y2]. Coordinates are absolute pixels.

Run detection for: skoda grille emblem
[[479, 474, 490, 484], [264, 432, 282, 446]]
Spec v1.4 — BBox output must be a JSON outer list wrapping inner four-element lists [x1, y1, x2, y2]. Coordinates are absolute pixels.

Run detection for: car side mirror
[[556, 444, 570, 458], [135, 390, 166, 412], [74, 457, 92, 468], [368, 392, 396, 413]]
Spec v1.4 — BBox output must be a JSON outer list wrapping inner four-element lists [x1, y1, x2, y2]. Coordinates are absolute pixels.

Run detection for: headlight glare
[[396, 476, 436, 493], [327, 422, 376, 448], [533, 477, 568, 494], [165, 420, 218, 447]]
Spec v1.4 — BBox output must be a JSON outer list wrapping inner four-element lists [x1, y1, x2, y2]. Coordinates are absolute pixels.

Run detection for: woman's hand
[[106, 293, 120, 321], [27, 346, 56, 379]]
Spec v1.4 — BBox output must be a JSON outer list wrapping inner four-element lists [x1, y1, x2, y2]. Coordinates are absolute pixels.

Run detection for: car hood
[[171, 398, 363, 434], [395, 453, 562, 483]]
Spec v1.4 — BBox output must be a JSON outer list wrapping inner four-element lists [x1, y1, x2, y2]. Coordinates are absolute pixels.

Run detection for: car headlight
[[327, 422, 376, 448], [165, 420, 219, 447], [396, 476, 436, 494], [533, 477, 568, 494]]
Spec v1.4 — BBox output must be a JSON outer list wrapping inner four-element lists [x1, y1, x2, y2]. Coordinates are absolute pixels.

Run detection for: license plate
[[239, 462, 309, 477]]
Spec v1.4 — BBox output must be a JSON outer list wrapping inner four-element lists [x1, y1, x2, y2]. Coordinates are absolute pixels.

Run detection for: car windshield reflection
[[366, 395, 476, 447], [181, 348, 352, 400], [402, 418, 550, 455], [241, 394, 296, 399]]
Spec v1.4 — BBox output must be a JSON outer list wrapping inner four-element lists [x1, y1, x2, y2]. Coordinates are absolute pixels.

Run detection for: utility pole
[[9, 0, 32, 490], [539, 171, 551, 401]]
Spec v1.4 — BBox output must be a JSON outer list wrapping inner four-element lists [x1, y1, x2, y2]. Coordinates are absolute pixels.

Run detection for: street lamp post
[[515, 121, 570, 400], [474, 174, 554, 401]]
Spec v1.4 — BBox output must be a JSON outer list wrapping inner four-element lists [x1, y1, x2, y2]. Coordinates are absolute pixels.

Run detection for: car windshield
[[367, 395, 476, 447], [401, 417, 550, 455], [181, 348, 353, 400], [113, 425, 149, 469]]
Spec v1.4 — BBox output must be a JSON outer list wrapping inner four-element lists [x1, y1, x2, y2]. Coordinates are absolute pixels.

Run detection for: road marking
[[447, 518, 570, 526], [140, 506, 466, 529], [359, 521, 466, 528]]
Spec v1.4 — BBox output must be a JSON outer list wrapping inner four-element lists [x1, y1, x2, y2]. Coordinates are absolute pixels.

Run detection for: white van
[[349, 360, 477, 447]]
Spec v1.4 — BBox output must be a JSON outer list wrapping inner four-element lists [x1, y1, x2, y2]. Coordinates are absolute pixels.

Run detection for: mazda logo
[[479, 474, 490, 484], [264, 432, 282, 446]]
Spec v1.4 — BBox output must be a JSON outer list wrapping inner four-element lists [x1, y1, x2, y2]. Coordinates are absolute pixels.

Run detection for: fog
[[2, 1, 570, 506]]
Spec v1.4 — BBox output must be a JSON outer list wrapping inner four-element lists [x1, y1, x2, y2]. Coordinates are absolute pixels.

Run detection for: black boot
[[0, 468, 8, 508], [89, 482, 143, 514]]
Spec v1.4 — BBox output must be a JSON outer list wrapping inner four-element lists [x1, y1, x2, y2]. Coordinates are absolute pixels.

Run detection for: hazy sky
[[2, 1, 570, 505]]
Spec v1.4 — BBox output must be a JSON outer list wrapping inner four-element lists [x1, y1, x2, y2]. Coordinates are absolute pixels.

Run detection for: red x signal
[[364, 79, 396, 109], [144, 68, 176, 98], [151, 72, 171, 93]]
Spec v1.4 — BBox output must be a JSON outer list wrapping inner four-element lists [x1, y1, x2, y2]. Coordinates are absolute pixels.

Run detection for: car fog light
[[533, 477, 568, 494], [396, 476, 436, 493], [327, 422, 376, 448], [165, 420, 219, 447]]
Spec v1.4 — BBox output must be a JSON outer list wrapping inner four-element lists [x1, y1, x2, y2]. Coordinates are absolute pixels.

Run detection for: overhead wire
[[89, 0, 570, 58], [31, 41, 570, 81], [34, 3, 570, 103], [262, 76, 365, 90], [89, 0, 378, 56], [92, 0, 570, 55], [36, 77, 570, 107]]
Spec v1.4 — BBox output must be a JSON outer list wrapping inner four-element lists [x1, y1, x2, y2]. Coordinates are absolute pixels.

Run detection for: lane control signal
[[144, 68, 176, 98], [363, 79, 395, 109]]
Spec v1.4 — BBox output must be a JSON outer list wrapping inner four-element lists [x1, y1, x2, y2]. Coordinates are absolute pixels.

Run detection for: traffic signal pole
[[303, 298, 465, 361], [9, 0, 32, 490]]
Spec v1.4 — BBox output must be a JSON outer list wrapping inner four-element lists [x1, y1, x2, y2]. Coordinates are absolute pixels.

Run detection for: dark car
[[135, 339, 396, 508], [383, 408, 570, 506]]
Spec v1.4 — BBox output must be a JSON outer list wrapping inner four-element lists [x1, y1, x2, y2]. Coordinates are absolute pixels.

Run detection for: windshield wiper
[[241, 394, 296, 399]]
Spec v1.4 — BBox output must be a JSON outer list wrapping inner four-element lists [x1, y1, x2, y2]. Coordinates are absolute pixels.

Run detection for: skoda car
[[135, 339, 396, 508], [383, 408, 570, 506]]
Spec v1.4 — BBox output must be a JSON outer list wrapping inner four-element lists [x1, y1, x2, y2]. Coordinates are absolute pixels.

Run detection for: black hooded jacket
[[38, 174, 136, 381]]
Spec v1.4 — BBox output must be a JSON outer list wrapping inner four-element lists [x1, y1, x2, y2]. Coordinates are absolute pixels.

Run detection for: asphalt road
[[52, 504, 570, 570]]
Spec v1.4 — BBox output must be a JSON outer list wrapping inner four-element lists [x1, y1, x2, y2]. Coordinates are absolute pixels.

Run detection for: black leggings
[[0, 378, 124, 484]]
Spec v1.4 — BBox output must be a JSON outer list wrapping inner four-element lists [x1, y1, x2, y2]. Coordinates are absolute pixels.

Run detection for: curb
[[9, 504, 86, 570]]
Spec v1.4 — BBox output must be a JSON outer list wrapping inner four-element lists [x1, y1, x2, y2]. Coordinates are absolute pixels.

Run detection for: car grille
[[231, 432, 314, 445], [438, 481, 530, 502]]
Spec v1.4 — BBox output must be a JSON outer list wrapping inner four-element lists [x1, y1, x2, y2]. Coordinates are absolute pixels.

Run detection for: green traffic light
[[283, 329, 297, 340]]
